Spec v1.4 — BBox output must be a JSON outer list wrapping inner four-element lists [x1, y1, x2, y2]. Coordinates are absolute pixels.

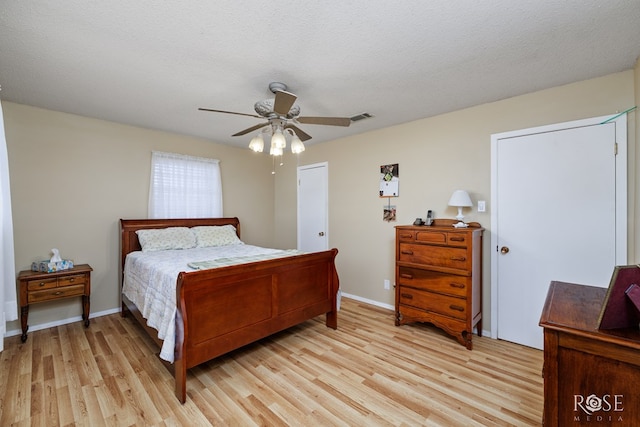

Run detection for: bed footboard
[[174, 248, 339, 403]]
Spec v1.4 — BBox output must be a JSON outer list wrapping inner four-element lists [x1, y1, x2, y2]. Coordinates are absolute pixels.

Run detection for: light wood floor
[[0, 298, 543, 426]]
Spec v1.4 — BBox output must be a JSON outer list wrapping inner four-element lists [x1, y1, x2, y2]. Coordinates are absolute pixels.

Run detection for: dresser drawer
[[397, 230, 415, 242], [27, 277, 58, 291], [397, 267, 470, 298], [28, 284, 86, 304], [398, 287, 467, 320], [415, 230, 447, 244], [400, 230, 470, 248], [446, 233, 469, 247], [398, 243, 470, 271]]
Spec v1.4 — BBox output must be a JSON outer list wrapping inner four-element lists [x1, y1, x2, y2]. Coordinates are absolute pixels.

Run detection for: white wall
[[4, 102, 276, 334], [275, 70, 637, 328]]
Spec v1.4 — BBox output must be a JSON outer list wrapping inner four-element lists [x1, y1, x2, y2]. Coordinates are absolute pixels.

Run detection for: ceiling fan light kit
[[200, 82, 351, 162]]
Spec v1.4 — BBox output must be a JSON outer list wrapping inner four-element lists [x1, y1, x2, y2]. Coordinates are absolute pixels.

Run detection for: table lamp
[[448, 190, 473, 228]]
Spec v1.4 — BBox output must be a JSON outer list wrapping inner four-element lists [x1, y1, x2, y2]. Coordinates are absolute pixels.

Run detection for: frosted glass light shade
[[290, 135, 305, 153], [271, 129, 286, 149], [248, 134, 264, 152], [269, 142, 283, 156]]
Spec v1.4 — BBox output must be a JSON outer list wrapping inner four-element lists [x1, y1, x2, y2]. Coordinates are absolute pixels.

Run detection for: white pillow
[[192, 225, 244, 247], [136, 227, 196, 252]]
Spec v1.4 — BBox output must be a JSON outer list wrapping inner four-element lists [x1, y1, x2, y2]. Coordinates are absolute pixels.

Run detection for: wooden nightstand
[[18, 264, 92, 342]]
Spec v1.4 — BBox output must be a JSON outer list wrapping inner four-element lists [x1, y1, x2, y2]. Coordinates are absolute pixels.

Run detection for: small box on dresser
[[395, 219, 483, 349]]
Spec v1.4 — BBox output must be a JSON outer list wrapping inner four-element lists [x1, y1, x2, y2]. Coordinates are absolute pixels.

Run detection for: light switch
[[478, 200, 486, 212]]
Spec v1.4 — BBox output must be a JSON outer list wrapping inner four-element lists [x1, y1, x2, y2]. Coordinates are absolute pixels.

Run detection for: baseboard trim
[[4, 307, 121, 338], [5, 295, 492, 340]]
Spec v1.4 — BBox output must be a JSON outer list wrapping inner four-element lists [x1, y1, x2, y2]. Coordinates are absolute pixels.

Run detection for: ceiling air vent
[[350, 112, 374, 123]]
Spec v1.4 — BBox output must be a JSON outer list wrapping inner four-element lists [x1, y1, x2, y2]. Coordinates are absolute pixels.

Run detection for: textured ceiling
[[1, 1, 639, 149]]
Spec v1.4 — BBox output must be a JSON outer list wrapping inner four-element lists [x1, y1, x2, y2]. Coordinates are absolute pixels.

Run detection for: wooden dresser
[[395, 220, 483, 349], [540, 281, 640, 425]]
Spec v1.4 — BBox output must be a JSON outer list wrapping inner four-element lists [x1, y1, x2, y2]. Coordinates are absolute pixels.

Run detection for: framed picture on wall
[[379, 163, 399, 197]]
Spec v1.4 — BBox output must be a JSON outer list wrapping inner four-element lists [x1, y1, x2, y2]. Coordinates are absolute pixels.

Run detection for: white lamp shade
[[448, 190, 473, 207]]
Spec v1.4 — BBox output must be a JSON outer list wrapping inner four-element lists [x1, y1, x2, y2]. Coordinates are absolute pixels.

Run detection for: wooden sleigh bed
[[120, 217, 339, 403]]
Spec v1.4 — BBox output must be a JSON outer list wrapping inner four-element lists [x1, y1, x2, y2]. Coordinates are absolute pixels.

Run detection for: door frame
[[297, 161, 329, 251], [489, 114, 627, 339]]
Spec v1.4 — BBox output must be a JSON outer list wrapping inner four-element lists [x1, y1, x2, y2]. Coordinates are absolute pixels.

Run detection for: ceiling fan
[[198, 82, 351, 144]]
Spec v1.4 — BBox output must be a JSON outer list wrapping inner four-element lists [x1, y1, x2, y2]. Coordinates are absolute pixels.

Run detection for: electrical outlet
[[478, 200, 486, 212], [384, 279, 390, 290]]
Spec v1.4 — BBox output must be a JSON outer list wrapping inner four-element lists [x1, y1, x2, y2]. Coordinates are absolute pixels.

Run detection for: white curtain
[[0, 100, 18, 352], [148, 151, 223, 218]]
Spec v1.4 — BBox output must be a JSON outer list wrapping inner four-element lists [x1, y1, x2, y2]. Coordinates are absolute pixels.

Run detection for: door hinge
[[614, 142, 618, 155]]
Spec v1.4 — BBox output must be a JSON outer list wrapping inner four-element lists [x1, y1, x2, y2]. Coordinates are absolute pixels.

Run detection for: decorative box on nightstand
[[17, 264, 92, 342], [395, 219, 483, 349]]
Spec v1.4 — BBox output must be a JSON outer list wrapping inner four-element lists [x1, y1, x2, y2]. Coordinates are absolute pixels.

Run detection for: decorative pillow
[[136, 227, 196, 252], [192, 225, 243, 247]]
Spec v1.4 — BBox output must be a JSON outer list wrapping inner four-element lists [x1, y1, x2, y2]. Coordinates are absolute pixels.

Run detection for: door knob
[[318, 232, 325, 236], [500, 246, 510, 254]]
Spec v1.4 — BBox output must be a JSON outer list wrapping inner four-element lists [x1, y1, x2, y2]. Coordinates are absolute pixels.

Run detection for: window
[[148, 151, 222, 218]]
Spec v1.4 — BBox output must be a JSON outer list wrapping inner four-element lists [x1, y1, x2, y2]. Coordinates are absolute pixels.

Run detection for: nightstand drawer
[[398, 288, 467, 320], [59, 274, 87, 287], [27, 278, 58, 291], [28, 284, 86, 304], [397, 267, 469, 297], [399, 243, 470, 270]]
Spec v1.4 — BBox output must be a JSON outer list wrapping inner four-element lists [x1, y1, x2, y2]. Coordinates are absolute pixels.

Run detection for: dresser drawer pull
[[399, 273, 414, 279], [449, 304, 465, 312], [54, 291, 63, 296], [450, 256, 466, 262], [401, 250, 414, 255], [449, 283, 465, 289], [39, 282, 46, 287], [449, 236, 465, 242], [400, 233, 413, 239], [69, 278, 75, 282], [401, 293, 413, 300]]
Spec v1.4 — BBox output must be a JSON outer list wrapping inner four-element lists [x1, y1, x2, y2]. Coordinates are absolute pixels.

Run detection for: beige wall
[[275, 70, 637, 330], [4, 69, 637, 335], [4, 102, 276, 333]]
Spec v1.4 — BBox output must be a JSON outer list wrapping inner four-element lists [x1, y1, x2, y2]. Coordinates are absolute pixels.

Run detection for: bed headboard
[[120, 217, 241, 271]]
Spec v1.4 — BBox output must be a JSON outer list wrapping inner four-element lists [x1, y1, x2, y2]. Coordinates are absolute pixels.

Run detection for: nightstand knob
[[39, 282, 45, 287]]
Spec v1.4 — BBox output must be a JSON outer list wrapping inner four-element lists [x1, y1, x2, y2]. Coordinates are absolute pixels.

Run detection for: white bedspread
[[122, 244, 287, 362]]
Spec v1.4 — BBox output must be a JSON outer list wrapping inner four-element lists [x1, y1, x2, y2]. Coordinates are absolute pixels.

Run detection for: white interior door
[[297, 162, 328, 252], [491, 115, 627, 349]]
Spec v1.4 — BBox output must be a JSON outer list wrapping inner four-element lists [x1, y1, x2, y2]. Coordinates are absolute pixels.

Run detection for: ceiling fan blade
[[273, 90, 297, 115], [199, 108, 261, 119], [297, 116, 351, 127], [284, 124, 312, 141], [232, 122, 270, 137]]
